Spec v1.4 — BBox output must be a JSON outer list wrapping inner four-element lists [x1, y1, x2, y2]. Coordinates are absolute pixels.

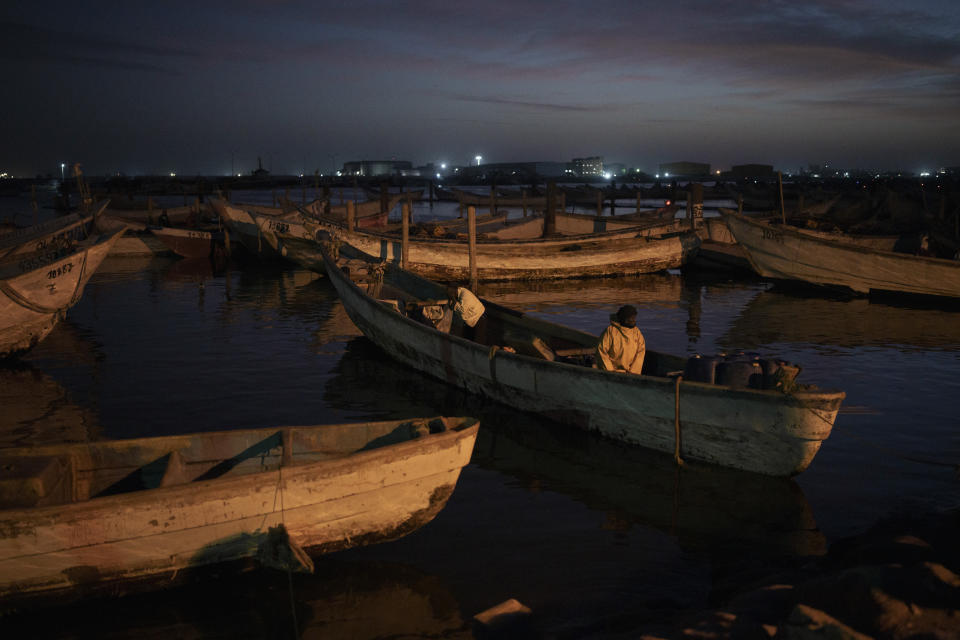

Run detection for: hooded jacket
[[596, 315, 645, 374]]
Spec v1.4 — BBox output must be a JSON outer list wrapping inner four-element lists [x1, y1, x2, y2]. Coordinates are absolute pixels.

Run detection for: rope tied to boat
[[673, 374, 685, 467], [801, 404, 958, 475]]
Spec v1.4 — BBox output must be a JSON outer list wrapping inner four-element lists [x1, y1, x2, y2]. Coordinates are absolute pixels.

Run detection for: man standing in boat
[[596, 305, 645, 374]]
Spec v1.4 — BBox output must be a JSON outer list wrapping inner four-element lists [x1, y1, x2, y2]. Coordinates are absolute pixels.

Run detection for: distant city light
[[60, 163, 65, 181], [440, 163, 447, 170], [436, 173, 441, 179], [603, 172, 611, 180], [716, 170, 721, 175], [664, 172, 670, 178], [920, 171, 931, 177], [475, 155, 482, 166], [169, 172, 176, 177]]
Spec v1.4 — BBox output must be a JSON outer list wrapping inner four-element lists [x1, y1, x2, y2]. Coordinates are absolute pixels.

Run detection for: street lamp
[[475, 155, 482, 166]]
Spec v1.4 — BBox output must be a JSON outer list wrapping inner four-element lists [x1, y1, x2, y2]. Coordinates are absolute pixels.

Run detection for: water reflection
[[1, 560, 468, 639], [0, 362, 101, 447], [327, 337, 825, 560], [721, 288, 960, 351]]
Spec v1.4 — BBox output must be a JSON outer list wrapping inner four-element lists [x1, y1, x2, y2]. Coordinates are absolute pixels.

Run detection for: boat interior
[[0, 417, 466, 511]]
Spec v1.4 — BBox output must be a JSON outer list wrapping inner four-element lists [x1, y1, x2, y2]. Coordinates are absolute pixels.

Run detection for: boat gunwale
[[0, 417, 480, 520]]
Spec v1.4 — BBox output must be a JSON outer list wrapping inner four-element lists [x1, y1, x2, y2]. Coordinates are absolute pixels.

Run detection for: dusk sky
[[3, 1, 959, 177]]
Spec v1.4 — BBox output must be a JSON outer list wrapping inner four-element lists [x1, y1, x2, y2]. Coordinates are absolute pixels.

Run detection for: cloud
[[0, 20, 199, 72]]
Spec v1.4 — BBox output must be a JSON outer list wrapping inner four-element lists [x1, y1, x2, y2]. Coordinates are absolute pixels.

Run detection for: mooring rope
[[801, 403, 958, 474]]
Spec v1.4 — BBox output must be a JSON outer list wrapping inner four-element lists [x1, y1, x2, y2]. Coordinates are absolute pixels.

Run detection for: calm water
[[2, 187, 959, 638]]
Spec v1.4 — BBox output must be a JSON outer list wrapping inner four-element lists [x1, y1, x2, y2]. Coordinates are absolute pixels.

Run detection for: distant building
[[659, 161, 710, 178], [341, 160, 414, 177], [571, 156, 604, 177], [458, 161, 568, 180], [728, 164, 775, 179]]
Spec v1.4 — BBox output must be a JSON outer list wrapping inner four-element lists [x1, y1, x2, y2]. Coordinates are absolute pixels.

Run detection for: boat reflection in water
[[0, 559, 468, 639], [327, 337, 826, 561], [721, 287, 960, 351], [0, 362, 101, 448]]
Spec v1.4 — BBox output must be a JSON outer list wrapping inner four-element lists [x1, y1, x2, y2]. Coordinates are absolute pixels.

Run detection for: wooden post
[[468, 206, 478, 291], [522, 190, 528, 217], [689, 183, 703, 231], [544, 182, 557, 237], [428, 179, 435, 206], [596, 189, 603, 217], [636, 190, 642, 214], [778, 172, 786, 224], [401, 202, 410, 269], [346, 200, 355, 232], [380, 181, 389, 214], [609, 192, 615, 216]]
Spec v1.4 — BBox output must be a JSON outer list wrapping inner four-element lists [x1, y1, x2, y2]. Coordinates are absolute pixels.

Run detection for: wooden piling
[[346, 201, 355, 232], [401, 202, 410, 269], [468, 206, 478, 291], [689, 183, 703, 231], [544, 182, 557, 237], [596, 189, 603, 217], [636, 190, 642, 215], [778, 172, 786, 224]]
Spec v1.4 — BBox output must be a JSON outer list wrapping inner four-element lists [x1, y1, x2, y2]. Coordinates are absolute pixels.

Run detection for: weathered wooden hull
[[0, 230, 126, 358], [321, 246, 845, 476], [211, 199, 284, 259], [98, 203, 200, 232], [305, 217, 700, 282], [0, 208, 101, 260], [149, 226, 222, 259], [723, 210, 960, 298], [0, 417, 478, 607]]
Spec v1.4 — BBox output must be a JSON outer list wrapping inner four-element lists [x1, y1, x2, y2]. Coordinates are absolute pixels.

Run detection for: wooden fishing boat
[[0, 416, 479, 608], [0, 203, 108, 260], [319, 241, 846, 476], [212, 197, 395, 259], [722, 209, 960, 298], [149, 225, 225, 259], [0, 229, 126, 359], [299, 214, 699, 281], [97, 201, 205, 233]]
